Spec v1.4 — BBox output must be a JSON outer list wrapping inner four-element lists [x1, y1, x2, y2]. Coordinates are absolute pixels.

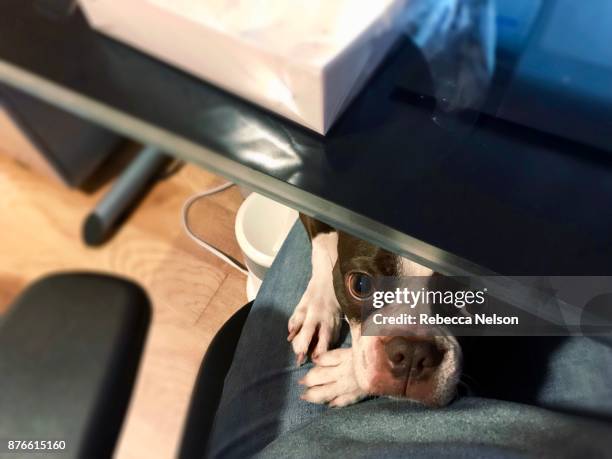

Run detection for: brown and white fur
[[288, 215, 462, 408]]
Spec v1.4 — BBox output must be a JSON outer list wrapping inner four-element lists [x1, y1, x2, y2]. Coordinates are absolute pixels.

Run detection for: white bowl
[[235, 193, 298, 299]]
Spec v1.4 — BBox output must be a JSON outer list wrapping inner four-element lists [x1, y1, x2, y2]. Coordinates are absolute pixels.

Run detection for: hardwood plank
[[0, 149, 247, 459]]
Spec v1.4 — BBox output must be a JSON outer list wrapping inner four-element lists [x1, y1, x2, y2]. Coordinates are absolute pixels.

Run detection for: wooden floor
[[0, 148, 247, 459]]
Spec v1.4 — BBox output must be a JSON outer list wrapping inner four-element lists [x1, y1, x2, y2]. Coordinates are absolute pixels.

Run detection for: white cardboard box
[[79, 0, 409, 134]]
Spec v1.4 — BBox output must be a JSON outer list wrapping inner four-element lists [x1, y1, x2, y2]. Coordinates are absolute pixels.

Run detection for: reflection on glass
[[201, 106, 303, 177], [402, 0, 496, 118]]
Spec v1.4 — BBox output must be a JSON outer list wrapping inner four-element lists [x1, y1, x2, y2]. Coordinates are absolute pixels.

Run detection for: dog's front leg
[[288, 215, 342, 365]]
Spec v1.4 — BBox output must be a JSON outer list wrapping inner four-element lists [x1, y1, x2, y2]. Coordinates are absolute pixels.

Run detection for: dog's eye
[[347, 272, 374, 300]]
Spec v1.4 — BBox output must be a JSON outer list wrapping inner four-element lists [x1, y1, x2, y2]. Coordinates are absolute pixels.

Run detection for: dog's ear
[[299, 214, 334, 242]]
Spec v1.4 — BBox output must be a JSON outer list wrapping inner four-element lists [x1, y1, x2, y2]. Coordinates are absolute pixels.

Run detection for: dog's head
[[333, 232, 461, 407]]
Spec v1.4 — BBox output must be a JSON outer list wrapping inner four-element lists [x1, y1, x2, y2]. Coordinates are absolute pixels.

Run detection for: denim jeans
[[207, 223, 612, 458]]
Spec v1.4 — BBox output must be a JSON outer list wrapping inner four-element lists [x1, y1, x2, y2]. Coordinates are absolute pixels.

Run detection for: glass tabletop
[[1, 0, 612, 276]]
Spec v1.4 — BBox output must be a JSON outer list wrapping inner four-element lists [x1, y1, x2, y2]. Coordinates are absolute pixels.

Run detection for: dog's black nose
[[385, 337, 412, 367], [384, 338, 444, 378]]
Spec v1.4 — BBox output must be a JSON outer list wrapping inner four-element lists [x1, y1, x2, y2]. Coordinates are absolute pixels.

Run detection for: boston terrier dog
[[288, 215, 462, 408]]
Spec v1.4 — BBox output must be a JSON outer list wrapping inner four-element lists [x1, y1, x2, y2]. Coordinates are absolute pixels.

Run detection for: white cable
[[181, 182, 249, 275]]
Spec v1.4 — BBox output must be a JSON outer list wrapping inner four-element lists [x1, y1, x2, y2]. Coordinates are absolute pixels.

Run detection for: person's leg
[[208, 224, 612, 457], [207, 223, 349, 458], [535, 336, 612, 419], [461, 334, 612, 418]]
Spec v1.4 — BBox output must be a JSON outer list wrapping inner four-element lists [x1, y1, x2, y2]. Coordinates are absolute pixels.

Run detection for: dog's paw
[[299, 348, 367, 408], [288, 278, 341, 365]]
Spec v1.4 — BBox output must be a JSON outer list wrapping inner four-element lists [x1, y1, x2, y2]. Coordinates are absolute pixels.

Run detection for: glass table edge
[[0, 59, 493, 277]]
